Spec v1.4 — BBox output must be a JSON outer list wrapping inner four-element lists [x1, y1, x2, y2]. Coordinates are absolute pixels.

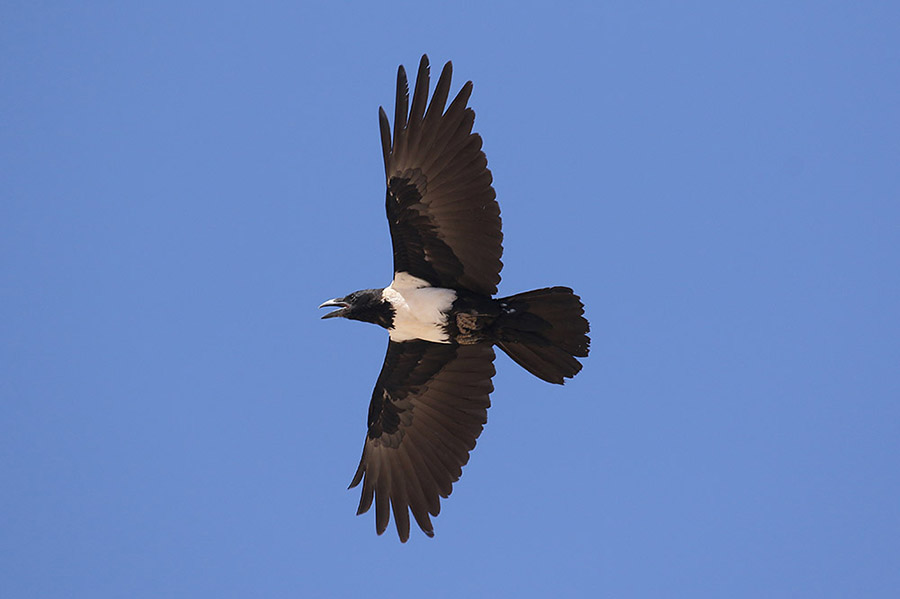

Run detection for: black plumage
[[320, 55, 590, 542], [382, 58, 502, 296], [349, 341, 495, 541]]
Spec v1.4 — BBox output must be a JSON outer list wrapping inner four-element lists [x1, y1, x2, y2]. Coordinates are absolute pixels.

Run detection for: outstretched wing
[[380, 55, 503, 296], [349, 340, 496, 541]]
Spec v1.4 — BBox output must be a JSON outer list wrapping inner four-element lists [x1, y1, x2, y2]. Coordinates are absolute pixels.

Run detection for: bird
[[319, 55, 590, 542]]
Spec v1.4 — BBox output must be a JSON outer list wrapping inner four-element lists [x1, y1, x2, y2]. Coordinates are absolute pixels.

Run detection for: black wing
[[349, 340, 496, 541], [380, 55, 503, 297]]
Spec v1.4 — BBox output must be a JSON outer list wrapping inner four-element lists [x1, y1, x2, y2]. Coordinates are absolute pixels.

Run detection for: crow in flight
[[320, 55, 590, 541]]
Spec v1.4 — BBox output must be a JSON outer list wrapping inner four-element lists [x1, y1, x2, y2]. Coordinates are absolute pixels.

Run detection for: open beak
[[318, 299, 350, 319]]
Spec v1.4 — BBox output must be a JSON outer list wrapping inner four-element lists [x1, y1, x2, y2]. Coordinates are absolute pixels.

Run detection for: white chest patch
[[383, 272, 456, 343]]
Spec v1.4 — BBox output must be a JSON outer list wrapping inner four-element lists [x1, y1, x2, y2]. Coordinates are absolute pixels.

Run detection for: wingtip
[[398, 529, 410, 543], [417, 55, 451, 83], [395, 65, 407, 100]]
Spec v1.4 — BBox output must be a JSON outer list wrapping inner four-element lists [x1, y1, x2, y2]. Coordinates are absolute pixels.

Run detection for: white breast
[[383, 272, 456, 343]]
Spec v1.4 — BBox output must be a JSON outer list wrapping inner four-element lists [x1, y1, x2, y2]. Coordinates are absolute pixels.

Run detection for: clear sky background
[[2, 2, 898, 597]]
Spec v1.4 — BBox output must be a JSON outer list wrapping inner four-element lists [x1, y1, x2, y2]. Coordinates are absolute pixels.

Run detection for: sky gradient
[[3, 2, 899, 597]]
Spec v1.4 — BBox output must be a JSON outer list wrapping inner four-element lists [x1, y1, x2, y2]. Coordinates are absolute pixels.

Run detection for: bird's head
[[319, 289, 395, 329]]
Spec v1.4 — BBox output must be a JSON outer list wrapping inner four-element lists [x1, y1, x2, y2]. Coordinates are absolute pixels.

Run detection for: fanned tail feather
[[495, 287, 590, 384]]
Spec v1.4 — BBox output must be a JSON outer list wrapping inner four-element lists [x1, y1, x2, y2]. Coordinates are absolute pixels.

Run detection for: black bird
[[320, 55, 590, 542]]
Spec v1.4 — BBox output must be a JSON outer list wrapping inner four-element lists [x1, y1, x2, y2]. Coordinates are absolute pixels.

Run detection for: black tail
[[495, 287, 590, 384]]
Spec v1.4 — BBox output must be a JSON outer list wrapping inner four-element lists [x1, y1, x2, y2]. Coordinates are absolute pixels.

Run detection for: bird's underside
[[319, 55, 590, 542]]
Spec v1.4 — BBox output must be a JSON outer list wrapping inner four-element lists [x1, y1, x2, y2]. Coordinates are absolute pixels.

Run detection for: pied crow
[[320, 55, 590, 542]]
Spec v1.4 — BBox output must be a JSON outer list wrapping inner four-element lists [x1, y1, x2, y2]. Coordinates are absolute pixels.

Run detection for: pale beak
[[319, 299, 350, 319]]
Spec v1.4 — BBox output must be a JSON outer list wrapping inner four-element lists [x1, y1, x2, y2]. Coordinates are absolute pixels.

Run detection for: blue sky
[[2, 2, 898, 597]]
